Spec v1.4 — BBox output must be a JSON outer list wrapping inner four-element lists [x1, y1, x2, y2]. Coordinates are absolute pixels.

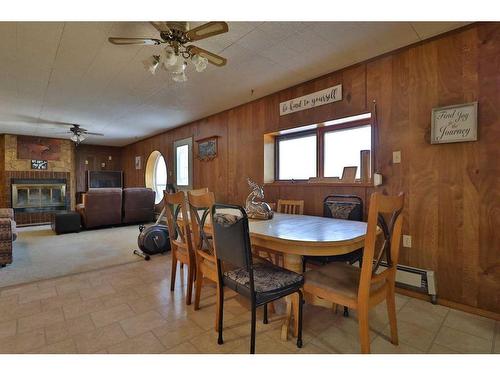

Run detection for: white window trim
[[173, 137, 193, 191]]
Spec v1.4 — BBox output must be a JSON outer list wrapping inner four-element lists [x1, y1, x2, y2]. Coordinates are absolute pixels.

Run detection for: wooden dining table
[[181, 209, 368, 341], [247, 212, 368, 340]]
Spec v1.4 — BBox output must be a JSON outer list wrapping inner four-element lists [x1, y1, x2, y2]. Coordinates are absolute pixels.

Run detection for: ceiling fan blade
[[84, 132, 105, 136], [186, 22, 228, 41], [150, 22, 171, 34], [187, 45, 227, 67], [108, 37, 162, 46]]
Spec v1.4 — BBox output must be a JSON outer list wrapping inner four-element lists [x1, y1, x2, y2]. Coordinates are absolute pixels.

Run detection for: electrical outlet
[[393, 151, 401, 164], [108, 156, 112, 160], [403, 235, 412, 248]]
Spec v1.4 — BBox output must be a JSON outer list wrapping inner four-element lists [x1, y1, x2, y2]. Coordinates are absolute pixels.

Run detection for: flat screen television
[[87, 171, 123, 189]]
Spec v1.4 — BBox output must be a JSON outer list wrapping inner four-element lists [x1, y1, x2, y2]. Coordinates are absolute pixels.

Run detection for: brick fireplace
[[4, 171, 71, 225]]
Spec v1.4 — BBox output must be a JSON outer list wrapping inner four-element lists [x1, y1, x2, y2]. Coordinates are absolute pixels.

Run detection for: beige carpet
[[0, 224, 145, 288]]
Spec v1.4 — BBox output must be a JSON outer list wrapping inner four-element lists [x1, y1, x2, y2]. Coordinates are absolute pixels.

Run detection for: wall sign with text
[[31, 159, 48, 170], [279, 84, 342, 116], [431, 102, 478, 144]]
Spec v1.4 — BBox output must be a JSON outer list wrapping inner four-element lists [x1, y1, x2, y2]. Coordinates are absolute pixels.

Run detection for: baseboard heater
[[377, 261, 437, 304]]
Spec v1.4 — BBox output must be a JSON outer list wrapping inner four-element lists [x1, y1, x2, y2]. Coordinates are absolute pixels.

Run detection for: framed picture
[[135, 156, 141, 170], [431, 102, 478, 144], [18, 136, 62, 161], [31, 159, 48, 170], [196, 136, 218, 161], [341, 166, 357, 183]]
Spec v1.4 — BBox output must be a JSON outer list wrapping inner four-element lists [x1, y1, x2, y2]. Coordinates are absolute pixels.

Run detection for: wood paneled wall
[[121, 23, 500, 314], [75, 144, 123, 194]]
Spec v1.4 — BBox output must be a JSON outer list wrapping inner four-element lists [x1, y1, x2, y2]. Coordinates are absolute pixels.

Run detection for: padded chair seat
[[304, 262, 385, 300], [224, 261, 304, 304]]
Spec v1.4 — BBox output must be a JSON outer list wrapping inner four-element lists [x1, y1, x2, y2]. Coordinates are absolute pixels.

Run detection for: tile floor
[[0, 254, 498, 354]]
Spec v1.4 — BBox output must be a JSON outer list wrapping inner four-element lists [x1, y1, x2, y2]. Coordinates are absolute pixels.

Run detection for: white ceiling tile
[[410, 22, 470, 40], [0, 21, 469, 146]]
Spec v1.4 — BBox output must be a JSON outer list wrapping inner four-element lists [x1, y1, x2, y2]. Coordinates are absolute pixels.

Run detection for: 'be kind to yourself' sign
[[280, 84, 342, 116], [431, 102, 478, 144]]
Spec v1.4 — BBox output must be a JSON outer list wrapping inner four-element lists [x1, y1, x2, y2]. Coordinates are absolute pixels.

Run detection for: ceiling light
[[70, 133, 86, 145], [144, 46, 209, 82], [159, 47, 177, 67], [168, 57, 187, 74], [172, 72, 187, 82], [192, 54, 208, 72], [142, 55, 160, 75]]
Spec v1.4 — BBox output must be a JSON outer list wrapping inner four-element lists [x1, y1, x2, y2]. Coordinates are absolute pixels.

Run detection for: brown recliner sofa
[[0, 208, 17, 267], [77, 187, 155, 229], [122, 188, 155, 224], [77, 188, 123, 229]]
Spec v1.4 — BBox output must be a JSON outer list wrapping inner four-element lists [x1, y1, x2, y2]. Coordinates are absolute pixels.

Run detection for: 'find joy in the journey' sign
[[431, 102, 478, 144], [279, 84, 342, 116]]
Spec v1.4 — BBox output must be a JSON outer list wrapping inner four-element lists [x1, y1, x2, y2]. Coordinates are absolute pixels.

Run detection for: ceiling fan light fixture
[[143, 55, 160, 75], [160, 47, 177, 67], [192, 54, 208, 72], [172, 71, 187, 82], [169, 58, 187, 74]]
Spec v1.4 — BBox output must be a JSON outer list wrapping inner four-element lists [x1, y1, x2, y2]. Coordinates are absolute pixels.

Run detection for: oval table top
[[248, 212, 367, 256]]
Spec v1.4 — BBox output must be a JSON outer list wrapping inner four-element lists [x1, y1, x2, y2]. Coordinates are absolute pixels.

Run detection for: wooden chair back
[[188, 187, 209, 196], [187, 190, 215, 254], [164, 191, 193, 262], [277, 199, 304, 215], [358, 192, 404, 300]]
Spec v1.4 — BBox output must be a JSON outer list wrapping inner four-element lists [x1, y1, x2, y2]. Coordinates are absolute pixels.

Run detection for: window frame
[[274, 116, 373, 182], [173, 137, 193, 190], [145, 150, 168, 205]]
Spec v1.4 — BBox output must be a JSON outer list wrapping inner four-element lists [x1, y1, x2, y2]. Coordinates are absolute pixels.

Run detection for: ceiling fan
[[108, 22, 229, 82], [58, 124, 104, 146]]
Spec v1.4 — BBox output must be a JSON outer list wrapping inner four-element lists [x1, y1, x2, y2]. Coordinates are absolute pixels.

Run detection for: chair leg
[[263, 304, 268, 324], [170, 255, 177, 291], [215, 283, 220, 332], [386, 284, 399, 345], [217, 285, 224, 345], [194, 269, 203, 311], [250, 302, 257, 354], [358, 306, 371, 354], [186, 263, 194, 305], [296, 290, 303, 348], [343, 306, 349, 317]]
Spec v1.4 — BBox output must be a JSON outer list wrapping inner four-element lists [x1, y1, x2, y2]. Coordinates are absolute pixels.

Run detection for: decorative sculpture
[[245, 178, 274, 220]]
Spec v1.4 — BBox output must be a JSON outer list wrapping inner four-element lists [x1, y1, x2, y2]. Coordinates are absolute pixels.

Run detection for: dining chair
[[187, 190, 221, 331], [211, 203, 304, 354], [304, 194, 365, 316], [303, 192, 404, 354], [164, 191, 196, 305], [188, 187, 209, 196], [277, 199, 304, 215]]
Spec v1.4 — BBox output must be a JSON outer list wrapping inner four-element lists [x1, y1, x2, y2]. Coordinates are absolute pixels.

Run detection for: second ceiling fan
[[109, 22, 229, 82]]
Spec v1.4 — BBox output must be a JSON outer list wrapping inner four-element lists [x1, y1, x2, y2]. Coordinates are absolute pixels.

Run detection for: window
[[145, 150, 168, 204], [277, 133, 317, 180], [274, 113, 372, 182], [324, 125, 371, 179], [174, 137, 193, 189]]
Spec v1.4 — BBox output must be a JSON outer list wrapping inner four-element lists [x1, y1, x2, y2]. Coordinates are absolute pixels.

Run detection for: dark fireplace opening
[[11, 178, 68, 213]]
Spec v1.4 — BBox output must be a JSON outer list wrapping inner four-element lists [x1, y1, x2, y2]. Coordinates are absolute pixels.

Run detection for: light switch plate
[[108, 156, 112, 160], [393, 151, 401, 164], [403, 235, 412, 248]]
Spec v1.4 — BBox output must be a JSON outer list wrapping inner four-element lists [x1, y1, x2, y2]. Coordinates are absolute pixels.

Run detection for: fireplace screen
[[12, 180, 67, 212]]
